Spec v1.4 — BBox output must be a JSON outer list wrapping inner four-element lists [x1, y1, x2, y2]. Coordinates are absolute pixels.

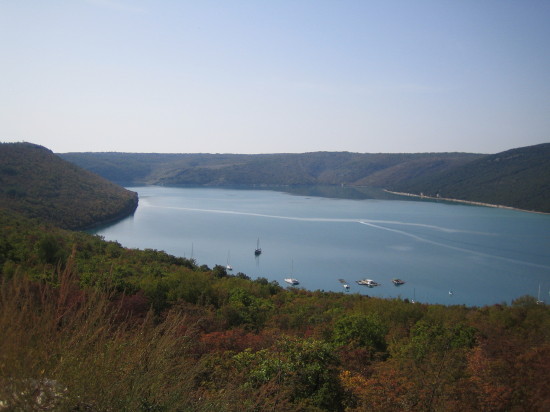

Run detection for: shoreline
[[76, 194, 139, 231], [383, 190, 549, 215]]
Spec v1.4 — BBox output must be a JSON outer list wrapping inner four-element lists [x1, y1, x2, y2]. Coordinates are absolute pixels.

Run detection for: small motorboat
[[356, 279, 380, 287]]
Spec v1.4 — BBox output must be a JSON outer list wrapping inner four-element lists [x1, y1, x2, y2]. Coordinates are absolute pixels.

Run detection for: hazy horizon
[[4, 139, 547, 156], [1, 1, 549, 155]]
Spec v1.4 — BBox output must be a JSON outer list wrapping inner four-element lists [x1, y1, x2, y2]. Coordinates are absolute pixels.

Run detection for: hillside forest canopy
[[61, 143, 550, 213]]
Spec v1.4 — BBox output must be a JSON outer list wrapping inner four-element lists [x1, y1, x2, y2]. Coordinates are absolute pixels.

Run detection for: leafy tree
[[333, 313, 388, 353], [212, 264, 227, 278], [234, 337, 345, 410], [221, 288, 273, 331], [36, 233, 67, 266]]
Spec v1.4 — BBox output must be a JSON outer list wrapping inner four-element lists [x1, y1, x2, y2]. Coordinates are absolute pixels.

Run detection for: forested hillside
[[61, 143, 550, 213], [60, 151, 482, 187], [0, 142, 138, 229], [1, 142, 549, 410], [387, 143, 550, 213]]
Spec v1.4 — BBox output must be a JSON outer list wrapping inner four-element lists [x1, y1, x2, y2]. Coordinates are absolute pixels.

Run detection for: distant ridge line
[[59, 142, 550, 213]]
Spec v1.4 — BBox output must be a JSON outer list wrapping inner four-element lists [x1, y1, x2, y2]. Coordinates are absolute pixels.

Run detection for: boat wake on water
[[146, 204, 491, 234], [359, 221, 550, 270], [142, 204, 550, 270]]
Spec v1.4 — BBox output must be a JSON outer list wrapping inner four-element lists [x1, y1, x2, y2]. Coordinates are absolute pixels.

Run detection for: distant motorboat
[[339, 279, 350, 291], [392, 278, 405, 286], [356, 279, 380, 287], [449, 290, 453, 296]]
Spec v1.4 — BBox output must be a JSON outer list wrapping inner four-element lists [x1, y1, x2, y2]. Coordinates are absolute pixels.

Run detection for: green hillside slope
[[0, 142, 138, 229], [60, 151, 481, 186], [60, 143, 550, 213], [388, 143, 550, 212]]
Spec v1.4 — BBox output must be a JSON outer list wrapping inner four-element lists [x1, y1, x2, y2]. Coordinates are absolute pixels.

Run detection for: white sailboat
[[226, 251, 233, 271], [254, 238, 262, 256], [284, 259, 299, 285], [536, 284, 543, 304]]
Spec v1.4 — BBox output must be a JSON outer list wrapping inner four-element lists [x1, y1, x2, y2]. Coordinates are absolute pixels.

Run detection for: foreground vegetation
[[1, 210, 549, 411], [2, 142, 549, 409]]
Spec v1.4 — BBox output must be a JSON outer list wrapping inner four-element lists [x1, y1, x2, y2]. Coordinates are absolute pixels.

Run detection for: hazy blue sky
[[1, 0, 548, 154]]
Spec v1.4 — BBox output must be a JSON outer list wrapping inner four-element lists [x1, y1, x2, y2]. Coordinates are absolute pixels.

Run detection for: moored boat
[[284, 278, 299, 286], [226, 251, 233, 271], [339, 279, 350, 290], [392, 278, 405, 286], [356, 279, 380, 287]]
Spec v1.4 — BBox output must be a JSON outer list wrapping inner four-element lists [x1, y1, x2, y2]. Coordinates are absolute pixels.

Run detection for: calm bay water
[[91, 186, 550, 307]]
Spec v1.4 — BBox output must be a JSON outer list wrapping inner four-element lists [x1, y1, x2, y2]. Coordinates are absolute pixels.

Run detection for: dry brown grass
[[0, 254, 202, 411]]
